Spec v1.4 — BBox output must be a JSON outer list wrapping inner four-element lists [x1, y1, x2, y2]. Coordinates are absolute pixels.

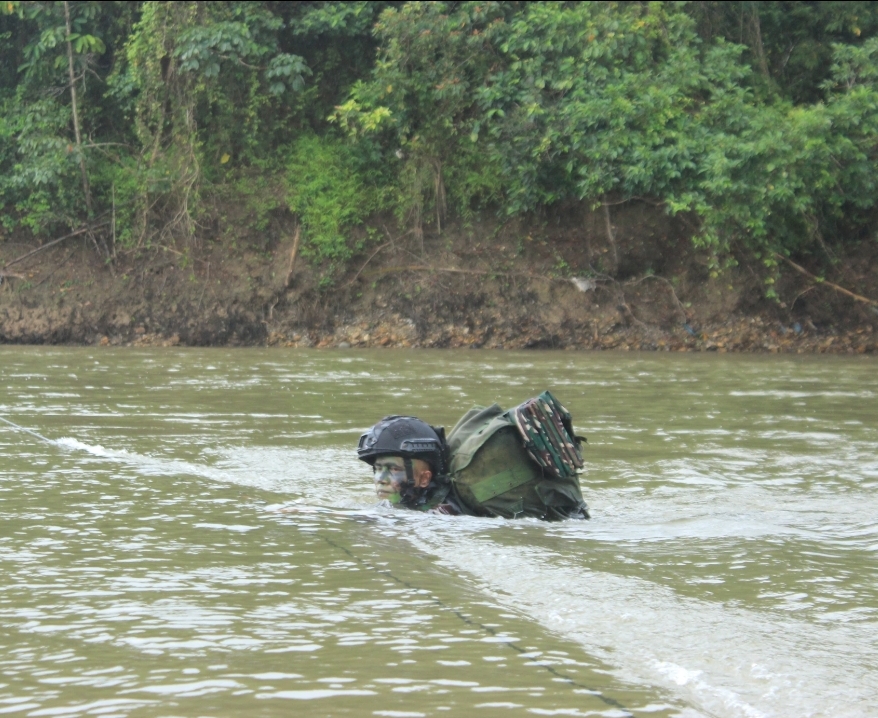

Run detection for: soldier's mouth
[[375, 486, 401, 502]]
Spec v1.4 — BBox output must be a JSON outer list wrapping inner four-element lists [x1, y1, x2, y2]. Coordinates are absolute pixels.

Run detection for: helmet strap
[[398, 457, 422, 506]]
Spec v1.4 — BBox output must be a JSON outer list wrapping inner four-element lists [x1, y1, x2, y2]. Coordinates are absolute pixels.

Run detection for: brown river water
[[1, 347, 876, 717]]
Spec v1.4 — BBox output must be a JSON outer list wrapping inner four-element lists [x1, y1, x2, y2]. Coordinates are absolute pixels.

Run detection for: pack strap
[[414, 482, 452, 512], [467, 464, 535, 503]]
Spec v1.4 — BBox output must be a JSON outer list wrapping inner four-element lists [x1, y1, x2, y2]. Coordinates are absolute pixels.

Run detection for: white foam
[[400, 521, 878, 718], [54, 437, 118, 457]]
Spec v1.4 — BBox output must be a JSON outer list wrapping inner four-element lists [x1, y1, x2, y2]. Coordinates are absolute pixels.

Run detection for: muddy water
[[0, 348, 876, 718]]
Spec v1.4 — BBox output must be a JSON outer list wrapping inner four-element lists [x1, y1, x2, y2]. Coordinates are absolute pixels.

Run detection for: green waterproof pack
[[446, 391, 589, 520]]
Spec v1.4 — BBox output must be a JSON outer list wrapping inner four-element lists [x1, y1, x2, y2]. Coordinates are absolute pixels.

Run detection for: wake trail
[[403, 521, 878, 718], [0, 414, 233, 485]]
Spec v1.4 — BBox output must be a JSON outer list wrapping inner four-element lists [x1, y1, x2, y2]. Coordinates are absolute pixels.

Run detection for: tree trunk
[[602, 198, 619, 275], [64, 0, 92, 216], [749, 4, 770, 79]]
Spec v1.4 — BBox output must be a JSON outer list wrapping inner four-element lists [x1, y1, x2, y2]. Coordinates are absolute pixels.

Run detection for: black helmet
[[357, 415, 448, 476]]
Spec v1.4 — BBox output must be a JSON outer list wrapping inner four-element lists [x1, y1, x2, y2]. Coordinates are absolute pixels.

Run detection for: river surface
[[0, 347, 876, 718]]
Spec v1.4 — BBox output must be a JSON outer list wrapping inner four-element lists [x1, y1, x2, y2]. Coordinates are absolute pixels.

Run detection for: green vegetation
[[2, 1, 878, 280], [285, 134, 386, 263]]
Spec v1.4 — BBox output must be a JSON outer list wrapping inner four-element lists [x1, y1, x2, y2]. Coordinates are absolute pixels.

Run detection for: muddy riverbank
[[2, 206, 876, 353]]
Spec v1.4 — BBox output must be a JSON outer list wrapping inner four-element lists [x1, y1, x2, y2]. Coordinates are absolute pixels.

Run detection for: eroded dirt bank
[[2, 204, 877, 353]]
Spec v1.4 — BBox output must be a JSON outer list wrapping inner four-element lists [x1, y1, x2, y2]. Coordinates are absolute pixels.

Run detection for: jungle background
[[1, 0, 877, 352]]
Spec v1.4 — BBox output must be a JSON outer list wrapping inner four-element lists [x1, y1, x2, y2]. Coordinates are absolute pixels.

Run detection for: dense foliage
[[2, 1, 877, 280]]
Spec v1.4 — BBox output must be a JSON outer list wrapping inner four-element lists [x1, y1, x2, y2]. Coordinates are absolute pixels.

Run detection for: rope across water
[[0, 414, 54, 445]]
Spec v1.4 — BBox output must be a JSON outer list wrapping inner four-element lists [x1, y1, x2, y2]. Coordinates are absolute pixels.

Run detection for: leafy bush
[[344, 1, 878, 269], [2, 0, 877, 276], [677, 37, 878, 262], [0, 96, 84, 235], [285, 135, 385, 263]]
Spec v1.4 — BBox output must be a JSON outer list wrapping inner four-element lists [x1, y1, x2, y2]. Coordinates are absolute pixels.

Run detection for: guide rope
[[0, 414, 55, 445], [323, 534, 631, 714]]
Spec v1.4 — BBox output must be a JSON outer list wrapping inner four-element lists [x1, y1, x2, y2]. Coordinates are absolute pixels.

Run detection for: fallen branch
[[1, 223, 107, 271], [775, 253, 877, 305]]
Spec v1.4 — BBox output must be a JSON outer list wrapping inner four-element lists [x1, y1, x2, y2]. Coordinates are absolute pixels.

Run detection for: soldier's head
[[357, 416, 447, 504]]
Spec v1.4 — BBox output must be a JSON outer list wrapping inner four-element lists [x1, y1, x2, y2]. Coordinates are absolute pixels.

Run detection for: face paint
[[373, 457, 408, 502]]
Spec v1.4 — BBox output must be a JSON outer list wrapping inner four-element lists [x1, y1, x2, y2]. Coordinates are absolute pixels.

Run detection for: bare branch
[[789, 285, 816, 313], [1, 223, 108, 271], [776, 253, 878, 305], [344, 241, 391, 287]]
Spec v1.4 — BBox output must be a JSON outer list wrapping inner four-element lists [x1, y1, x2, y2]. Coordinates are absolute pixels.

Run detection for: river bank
[[2, 205, 876, 353]]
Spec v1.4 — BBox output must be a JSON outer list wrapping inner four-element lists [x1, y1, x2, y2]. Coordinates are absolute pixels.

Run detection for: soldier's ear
[[415, 469, 433, 489]]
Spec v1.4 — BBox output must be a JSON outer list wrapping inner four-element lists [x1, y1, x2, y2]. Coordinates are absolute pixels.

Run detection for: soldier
[[357, 415, 466, 514], [359, 392, 589, 520]]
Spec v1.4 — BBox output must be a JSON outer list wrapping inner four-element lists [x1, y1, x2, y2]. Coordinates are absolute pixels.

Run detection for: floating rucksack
[[446, 391, 589, 520]]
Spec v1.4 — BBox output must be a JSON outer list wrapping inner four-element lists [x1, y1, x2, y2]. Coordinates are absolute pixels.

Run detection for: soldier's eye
[[374, 463, 405, 475]]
